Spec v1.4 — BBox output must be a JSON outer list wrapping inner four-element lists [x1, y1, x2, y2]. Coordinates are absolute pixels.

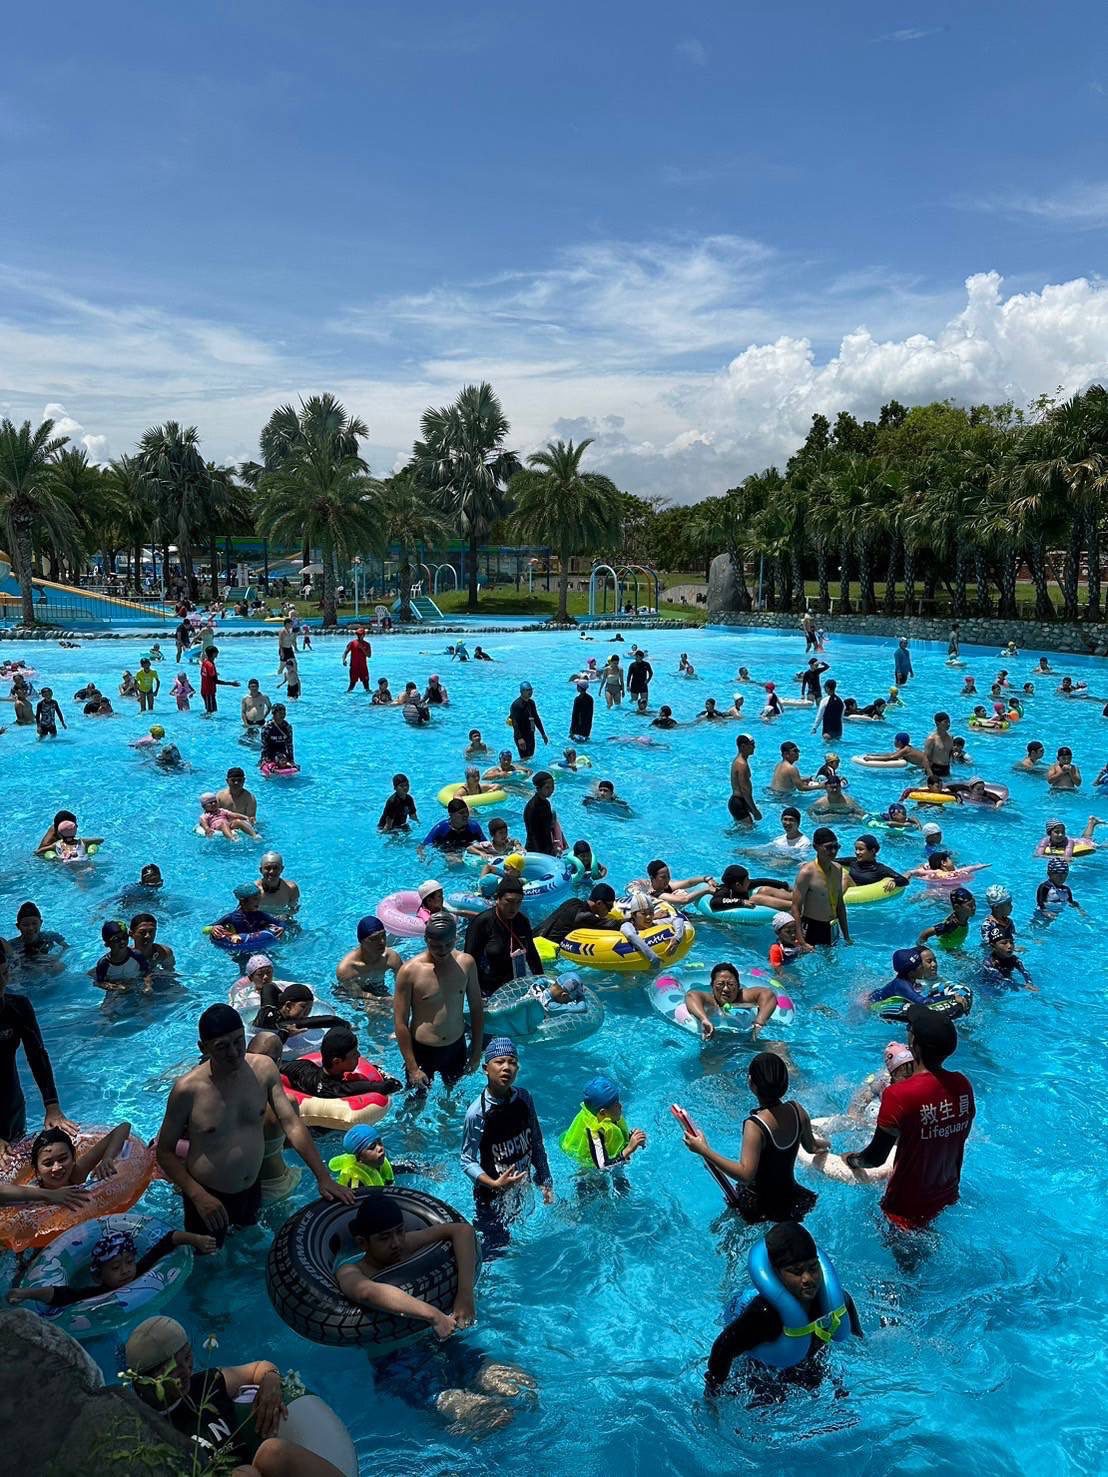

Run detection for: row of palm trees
[[0, 381, 622, 625], [5, 380, 1102, 628], [686, 388, 1108, 621]]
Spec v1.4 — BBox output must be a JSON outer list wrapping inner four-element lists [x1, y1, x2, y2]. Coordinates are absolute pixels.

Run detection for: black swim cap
[[351, 1194, 405, 1239], [424, 910, 458, 941], [749, 1051, 789, 1106], [906, 1003, 958, 1062], [765, 1220, 817, 1270], [589, 883, 616, 904]]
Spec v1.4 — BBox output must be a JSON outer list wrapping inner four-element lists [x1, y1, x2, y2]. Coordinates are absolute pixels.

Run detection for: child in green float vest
[[328, 1124, 430, 1189], [560, 1075, 647, 1171]]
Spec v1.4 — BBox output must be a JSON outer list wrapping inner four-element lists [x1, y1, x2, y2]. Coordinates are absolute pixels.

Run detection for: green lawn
[[431, 587, 708, 623]]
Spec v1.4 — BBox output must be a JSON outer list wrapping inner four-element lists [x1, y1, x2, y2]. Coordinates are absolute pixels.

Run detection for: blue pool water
[[1, 626, 1105, 1476]]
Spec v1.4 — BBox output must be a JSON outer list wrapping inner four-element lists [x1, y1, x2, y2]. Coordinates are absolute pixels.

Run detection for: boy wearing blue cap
[[335, 915, 402, 1000], [208, 884, 285, 949], [560, 1076, 647, 1172], [460, 1037, 553, 1253], [328, 1125, 425, 1189]]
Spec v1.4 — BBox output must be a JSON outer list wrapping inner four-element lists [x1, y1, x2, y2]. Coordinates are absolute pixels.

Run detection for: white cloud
[[675, 37, 707, 66], [3, 251, 1108, 504], [41, 401, 111, 464], [977, 181, 1108, 227], [878, 26, 943, 42]]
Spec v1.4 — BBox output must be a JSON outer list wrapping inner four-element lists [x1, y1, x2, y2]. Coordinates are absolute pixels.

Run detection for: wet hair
[[446, 798, 470, 815], [129, 912, 156, 930], [781, 806, 801, 821], [646, 859, 667, 878], [533, 771, 553, 788], [392, 774, 408, 786], [279, 983, 314, 1008], [31, 1126, 75, 1169], [488, 816, 508, 834], [748, 1051, 789, 1107], [321, 1026, 358, 1067], [720, 864, 748, 890], [709, 961, 740, 987]]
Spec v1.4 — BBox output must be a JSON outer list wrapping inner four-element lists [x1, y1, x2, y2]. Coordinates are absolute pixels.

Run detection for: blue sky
[[2, 1, 1107, 501]]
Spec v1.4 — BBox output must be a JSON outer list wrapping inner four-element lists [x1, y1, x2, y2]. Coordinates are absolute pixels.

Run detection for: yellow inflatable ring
[[436, 784, 509, 809], [905, 790, 957, 805], [557, 921, 695, 974], [1043, 840, 1096, 858], [843, 879, 906, 906]]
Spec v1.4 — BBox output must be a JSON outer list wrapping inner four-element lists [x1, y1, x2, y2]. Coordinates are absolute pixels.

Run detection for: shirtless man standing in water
[[728, 734, 762, 828], [393, 913, 484, 1092], [155, 1004, 353, 1243], [791, 826, 851, 949], [256, 850, 300, 913], [336, 915, 404, 1003]]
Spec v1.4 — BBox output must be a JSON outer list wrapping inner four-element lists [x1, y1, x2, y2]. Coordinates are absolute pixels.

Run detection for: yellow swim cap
[[150, 725, 165, 739], [504, 853, 525, 872]]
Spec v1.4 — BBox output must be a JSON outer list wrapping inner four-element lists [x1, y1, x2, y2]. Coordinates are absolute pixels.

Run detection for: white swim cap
[[771, 911, 794, 933]]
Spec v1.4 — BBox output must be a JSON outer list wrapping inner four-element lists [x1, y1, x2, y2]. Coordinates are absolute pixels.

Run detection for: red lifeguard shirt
[[877, 1066, 975, 1228], [200, 657, 217, 696]]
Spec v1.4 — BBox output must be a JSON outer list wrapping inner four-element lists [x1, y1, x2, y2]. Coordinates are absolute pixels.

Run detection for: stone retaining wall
[[0, 616, 698, 641], [709, 608, 1108, 656]]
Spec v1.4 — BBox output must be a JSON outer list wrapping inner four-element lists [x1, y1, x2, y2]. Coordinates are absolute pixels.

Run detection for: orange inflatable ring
[[0, 1129, 154, 1252]]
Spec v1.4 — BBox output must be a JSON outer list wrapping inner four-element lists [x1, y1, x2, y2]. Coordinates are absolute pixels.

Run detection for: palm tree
[[137, 422, 212, 598], [47, 448, 110, 581], [0, 418, 77, 623], [507, 439, 622, 623], [381, 471, 452, 620], [255, 438, 384, 626], [103, 455, 156, 590], [411, 382, 520, 612]]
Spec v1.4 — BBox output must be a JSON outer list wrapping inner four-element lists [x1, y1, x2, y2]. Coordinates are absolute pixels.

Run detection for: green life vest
[[327, 1152, 395, 1189], [560, 1104, 629, 1166]]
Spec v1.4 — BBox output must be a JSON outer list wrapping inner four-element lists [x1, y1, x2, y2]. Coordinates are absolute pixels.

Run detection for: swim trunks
[[184, 1175, 262, 1246], [930, 763, 950, 778], [728, 794, 753, 822], [411, 1033, 468, 1089], [801, 917, 834, 946]]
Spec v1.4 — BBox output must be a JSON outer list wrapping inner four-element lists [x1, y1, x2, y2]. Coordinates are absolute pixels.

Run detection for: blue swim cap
[[342, 1125, 381, 1156], [483, 1036, 517, 1064], [101, 919, 126, 942], [892, 947, 922, 975], [583, 1075, 620, 1112], [233, 883, 259, 902], [356, 915, 385, 940], [894, 731, 911, 747]]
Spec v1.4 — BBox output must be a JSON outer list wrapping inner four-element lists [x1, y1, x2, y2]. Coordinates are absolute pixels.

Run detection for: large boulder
[[707, 553, 741, 617], [0, 1309, 192, 1475]]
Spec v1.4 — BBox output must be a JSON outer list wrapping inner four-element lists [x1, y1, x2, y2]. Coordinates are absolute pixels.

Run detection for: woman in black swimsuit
[[681, 1053, 826, 1222]]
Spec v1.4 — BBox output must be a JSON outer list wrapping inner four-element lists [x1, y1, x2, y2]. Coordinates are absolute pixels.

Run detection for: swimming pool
[[1, 626, 1105, 1476]]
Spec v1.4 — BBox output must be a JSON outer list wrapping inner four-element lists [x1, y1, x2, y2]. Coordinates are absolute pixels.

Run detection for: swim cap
[[949, 887, 973, 906], [233, 883, 259, 902], [884, 1041, 914, 1073], [583, 1075, 620, 1112], [199, 791, 218, 805], [858, 834, 880, 852], [765, 1220, 817, 1271], [503, 854, 525, 872], [495, 875, 524, 898], [149, 725, 165, 740], [417, 880, 443, 902], [906, 1002, 958, 1061], [246, 953, 273, 975], [894, 732, 911, 747], [575, 680, 588, 692], [921, 822, 941, 837], [771, 911, 793, 934], [101, 919, 128, 943], [342, 1125, 380, 1156], [429, 673, 439, 682], [812, 827, 838, 846], [56, 820, 78, 837], [887, 803, 906, 818], [984, 884, 1011, 906], [764, 681, 775, 691], [91, 1229, 136, 1270], [627, 891, 650, 913], [423, 910, 457, 941], [198, 1002, 243, 1041], [749, 1052, 789, 1105], [356, 915, 385, 940], [483, 1036, 517, 1064], [351, 1194, 404, 1239], [520, 681, 533, 693], [1046, 857, 1069, 880], [892, 947, 922, 975], [126, 1316, 189, 1374], [589, 883, 616, 904], [261, 851, 283, 868]]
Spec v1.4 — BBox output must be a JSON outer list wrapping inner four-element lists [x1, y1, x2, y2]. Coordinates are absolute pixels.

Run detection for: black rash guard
[[0, 991, 59, 1140]]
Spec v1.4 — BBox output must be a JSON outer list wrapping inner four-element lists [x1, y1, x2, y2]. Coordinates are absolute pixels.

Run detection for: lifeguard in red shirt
[[844, 1002, 974, 1231], [343, 629, 372, 693]]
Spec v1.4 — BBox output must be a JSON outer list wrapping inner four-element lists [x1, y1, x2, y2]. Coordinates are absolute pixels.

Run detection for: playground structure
[[587, 563, 660, 619], [0, 555, 176, 627]]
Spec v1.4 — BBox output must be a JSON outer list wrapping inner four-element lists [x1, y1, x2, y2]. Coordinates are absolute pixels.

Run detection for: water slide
[[0, 554, 175, 625]]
